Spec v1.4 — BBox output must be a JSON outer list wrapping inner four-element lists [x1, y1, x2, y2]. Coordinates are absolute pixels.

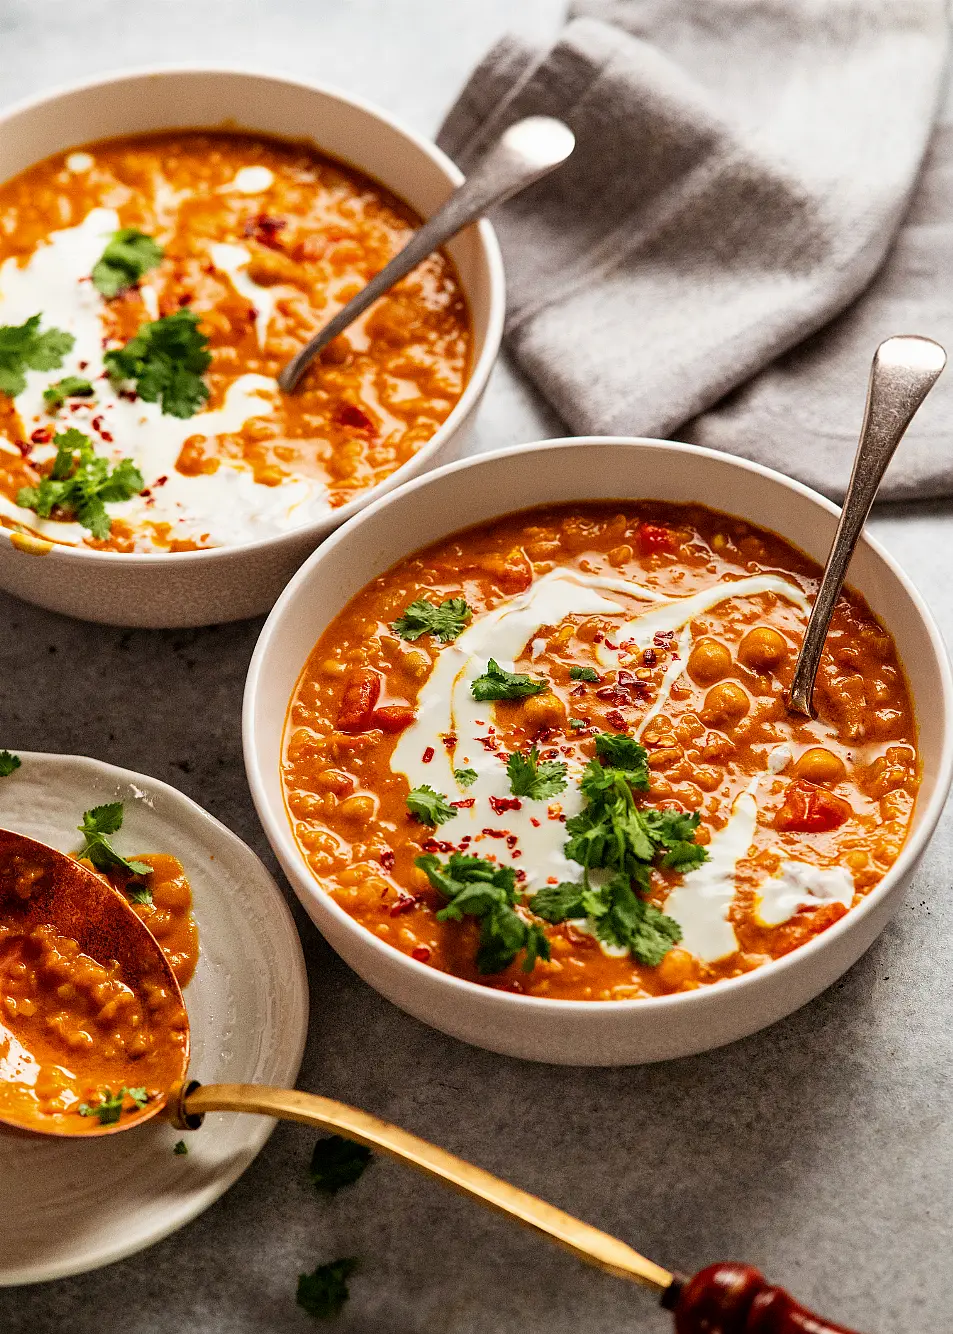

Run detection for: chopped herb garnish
[[569, 718, 587, 730], [16, 428, 144, 539], [77, 802, 153, 882], [453, 767, 478, 788], [528, 881, 586, 923], [43, 375, 95, 411], [78, 1086, 148, 1125], [569, 666, 599, 682], [505, 746, 568, 800], [297, 1258, 359, 1320], [530, 872, 682, 965], [391, 596, 472, 644], [471, 659, 546, 702], [0, 315, 74, 397], [173, 1139, 189, 1156], [92, 228, 163, 299], [0, 751, 21, 778], [309, 1135, 372, 1195], [406, 784, 457, 827], [104, 309, 211, 418], [416, 852, 550, 975]]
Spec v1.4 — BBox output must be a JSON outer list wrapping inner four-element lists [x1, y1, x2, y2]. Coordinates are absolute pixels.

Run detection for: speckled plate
[[0, 751, 309, 1285]]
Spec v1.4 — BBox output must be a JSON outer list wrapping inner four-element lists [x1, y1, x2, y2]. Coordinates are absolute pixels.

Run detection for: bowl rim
[[245, 434, 953, 1016], [0, 62, 506, 566]]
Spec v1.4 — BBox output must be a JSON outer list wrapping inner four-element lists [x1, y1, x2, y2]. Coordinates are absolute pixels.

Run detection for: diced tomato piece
[[775, 779, 851, 833], [373, 705, 416, 732], [337, 669, 382, 732], [637, 523, 675, 556], [336, 402, 375, 432]]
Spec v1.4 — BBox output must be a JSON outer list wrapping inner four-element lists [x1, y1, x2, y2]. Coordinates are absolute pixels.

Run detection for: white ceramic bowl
[[244, 438, 953, 1066], [0, 67, 504, 628]]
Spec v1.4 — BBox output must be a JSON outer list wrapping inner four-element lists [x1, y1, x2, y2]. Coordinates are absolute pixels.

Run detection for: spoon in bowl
[[0, 828, 865, 1333], [787, 334, 946, 717], [277, 115, 576, 393]]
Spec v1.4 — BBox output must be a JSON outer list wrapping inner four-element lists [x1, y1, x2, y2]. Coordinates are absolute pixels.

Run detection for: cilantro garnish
[[391, 596, 472, 644], [78, 1086, 148, 1125], [309, 1135, 372, 1195], [104, 309, 211, 418], [471, 659, 546, 702], [505, 746, 567, 800], [43, 375, 94, 411], [569, 718, 587, 730], [570, 666, 599, 683], [92, 228, 163, 299], [77, 802, 153, 883], [454, 767, 478, 788], [297, 1258, 359, 1320], [528, 881, 586, 923], [0, 751, 21, 778], [16, 428, 144, 539], [0, 315, 74, 397], [416, 852, 550, 975], [530, 873, 682, 965], [173, 1139, 189, 1156], [406, 784, 457, 827]]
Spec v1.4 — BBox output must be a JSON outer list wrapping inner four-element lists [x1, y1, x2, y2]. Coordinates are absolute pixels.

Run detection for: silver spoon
[[278, 115, 576, 393], [787, 334, 946, 717]]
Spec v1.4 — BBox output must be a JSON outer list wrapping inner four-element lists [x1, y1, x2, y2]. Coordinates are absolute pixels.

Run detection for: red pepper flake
[[422, 837, 456, 854], [570, 684, 587, 697], [515, 868, 526, 882], [478, 736, 500, 752], [604, 641, 618, 651], [78, 360, 88, 370], [642, 647, 658, 667], [530, 817, 541, 828], [451, 798, 475, 809], [512, 850, 522, 859], [336, 402, 376, 432], [489, 796, 522, 815], [244, 213, 287, 249], [14, 439, 30, 458], [506, 834, 518, 850], [154, 475, 168, 488], [481, 828, 507, 839], [459, 835, 472, 846], [474, 720, 486, 726], [411, 945, 431, 963], [654, 630, 675, 646], [593, 632, 604, 644], [606, 709, 628, 730], [441, 733, 457, 750], [389, 893, 417, 916], [379, 848, 396, 871], [30, 427, 52, 445], [422, 746, 435, 764]]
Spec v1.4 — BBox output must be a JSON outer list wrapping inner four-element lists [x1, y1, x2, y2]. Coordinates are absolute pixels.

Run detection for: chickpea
[[793, 746, 846, 785], [399, 648, 431, 681], [337, 793, 377, 823], [738, 626, 788, 671], [656, 948, 697, 991], [700, 681, 750, 727], [688, 637, 732, 683], [516, 691, 567, 734]]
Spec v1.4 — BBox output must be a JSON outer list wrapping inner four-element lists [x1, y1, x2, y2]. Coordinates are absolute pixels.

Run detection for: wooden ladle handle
[[668, 1263, 864, 1333]]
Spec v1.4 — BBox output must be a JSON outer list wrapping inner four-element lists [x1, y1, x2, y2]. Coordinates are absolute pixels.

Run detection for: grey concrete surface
[[1, 4, 952, 1332]]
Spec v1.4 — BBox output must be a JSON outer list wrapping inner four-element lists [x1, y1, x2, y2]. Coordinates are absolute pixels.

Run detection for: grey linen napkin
[[438, 1, 951, 501]]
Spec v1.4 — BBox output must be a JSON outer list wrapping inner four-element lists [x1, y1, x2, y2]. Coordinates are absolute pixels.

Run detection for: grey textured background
[[1, 4, 952, 1332]]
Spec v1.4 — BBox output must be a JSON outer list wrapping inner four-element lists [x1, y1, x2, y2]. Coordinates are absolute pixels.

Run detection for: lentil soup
[[0, 131, 470, 552], [283, 502, 919, 1001]]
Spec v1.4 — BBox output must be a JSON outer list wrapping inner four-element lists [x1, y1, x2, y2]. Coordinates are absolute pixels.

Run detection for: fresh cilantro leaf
[[594, 732, 650, 787], [126, 882, 154, 905], [104, 310, 211, 418], [297, 1258, 359, 1320], [78, 1086, 148, 1125], [586, 873, 683, 966], [453, 767, 478, 788], [505, 746, 567, 800], [406, 784, 457, 826], [0, 315, 74, 397], [528, 881, 586, 923], [416, 852, 551, 975], [16, 428, 144, 539], [391, 596, 472, 644], [570, 666, 599, 682], [43, 375, 95, 411], [0, 751, 21, 778], [641, 808, 709, 873], [471, 659, 546, 702], [77, 803, 153, 880], [173, 1139, 189, 1156], [310, 1135, 373, 1195], [92, 228, 163, 299], [569, 718, 587, 730]]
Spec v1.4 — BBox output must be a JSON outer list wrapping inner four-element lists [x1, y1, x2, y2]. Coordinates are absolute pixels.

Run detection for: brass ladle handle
[[170, 1081, 673, 1292]]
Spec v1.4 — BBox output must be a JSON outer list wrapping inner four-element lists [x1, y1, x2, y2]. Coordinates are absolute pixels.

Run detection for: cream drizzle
[[755, 859, 854, 926], [209, 241, 291, 348]]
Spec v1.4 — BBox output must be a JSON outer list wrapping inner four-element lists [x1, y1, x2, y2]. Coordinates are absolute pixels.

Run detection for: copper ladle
[[0, 829, 860, 1333]]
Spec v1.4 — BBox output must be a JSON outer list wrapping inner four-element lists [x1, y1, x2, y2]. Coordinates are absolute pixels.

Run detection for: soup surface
[[283, 502, 919, 1000], [0, 132, 470, 552]]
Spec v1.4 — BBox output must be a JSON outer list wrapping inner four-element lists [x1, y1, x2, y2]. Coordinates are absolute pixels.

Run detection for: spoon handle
[[278, 116, 574, 391], [787, 335, 946, 717]]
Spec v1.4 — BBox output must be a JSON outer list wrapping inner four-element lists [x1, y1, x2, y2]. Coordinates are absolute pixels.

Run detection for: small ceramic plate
[[0, 751, 309, 1285]]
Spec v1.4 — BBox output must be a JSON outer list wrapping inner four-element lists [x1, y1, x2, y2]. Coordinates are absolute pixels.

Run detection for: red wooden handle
[[668, 1263, 865, 1334]]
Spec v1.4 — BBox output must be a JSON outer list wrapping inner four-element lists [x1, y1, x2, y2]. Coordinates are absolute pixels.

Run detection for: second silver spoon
[[278, 115, 575, 393]]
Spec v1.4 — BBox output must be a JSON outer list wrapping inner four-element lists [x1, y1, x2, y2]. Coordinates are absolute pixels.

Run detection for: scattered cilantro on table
[[16, 427, 144, 539], [505, 746, 567, 800], [173, 1140, 189, 1156], [43, 375, 95, 411], [406, 784, 457, 827], [78, 1086, 148, 1125], [416, 852, 549, 975], [0, 751, 21, 778], [92, 228, 164, 299], [297, 1258, 359, 1320], [569, 665, 599, 682], [391, 596, 472, 643], [77, 802, 153, 884], [0, 315, 74, 397], [309, 1135, 373, 1195], [453, 767, 478, 788], [471, 659, 546, 702], [104, 309, 211, 418]]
